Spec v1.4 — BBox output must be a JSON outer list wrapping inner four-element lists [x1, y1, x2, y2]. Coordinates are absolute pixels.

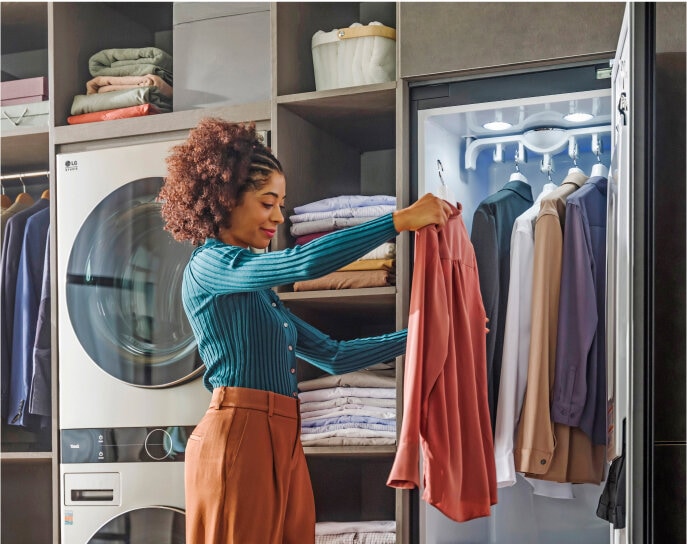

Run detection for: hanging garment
[[29, 230, 51, 417], [8, 207, 49, 428], [1, 198, 33, 246], [0, 197, 49, 419], [513, 171, 605, 484], [551, 176, 608, 445], [387, 204, 496, 522], [493, 182, 573, 498], [470, 180, 533, 431], [596, 449, 626, 529]]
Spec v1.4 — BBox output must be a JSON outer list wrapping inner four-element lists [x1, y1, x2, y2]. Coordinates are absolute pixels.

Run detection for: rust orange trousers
[[185, 387, 315, 543]]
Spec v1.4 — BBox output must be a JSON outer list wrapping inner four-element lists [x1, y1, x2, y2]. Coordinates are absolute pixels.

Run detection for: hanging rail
[[464, 125, 611, 170], [0, 170, 50, 181]]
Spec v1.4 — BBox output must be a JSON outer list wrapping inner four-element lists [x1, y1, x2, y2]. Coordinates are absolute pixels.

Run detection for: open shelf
[[54, 101, 271, 146], [304, 445, 396, 457], [277, 82, 396, 151], [0, 128, 49, 173]]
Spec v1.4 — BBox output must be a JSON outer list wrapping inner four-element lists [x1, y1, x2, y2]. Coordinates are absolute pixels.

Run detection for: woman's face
[[219, 171, 286, 249]]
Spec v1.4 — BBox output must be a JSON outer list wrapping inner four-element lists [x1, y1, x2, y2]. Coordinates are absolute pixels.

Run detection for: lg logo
[[65, 159, 78, 172]]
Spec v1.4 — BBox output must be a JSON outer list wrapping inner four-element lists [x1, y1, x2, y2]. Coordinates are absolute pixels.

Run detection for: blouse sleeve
[[187, 214, 398, 295], [288, 309, 407, 375]]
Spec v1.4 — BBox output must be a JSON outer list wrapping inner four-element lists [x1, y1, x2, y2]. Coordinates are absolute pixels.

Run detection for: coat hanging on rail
[[470, 179, 533, 431]]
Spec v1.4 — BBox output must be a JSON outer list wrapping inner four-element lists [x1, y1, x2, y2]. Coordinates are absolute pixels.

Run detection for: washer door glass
[[67, 177, 202, 387], [88, 506, 185, 543]]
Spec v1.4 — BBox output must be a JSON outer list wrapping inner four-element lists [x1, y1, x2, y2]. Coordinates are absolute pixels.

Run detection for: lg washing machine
[[61, 426, 190, 543], [57, 139, 212, 542], [56, 139, 211, 430]]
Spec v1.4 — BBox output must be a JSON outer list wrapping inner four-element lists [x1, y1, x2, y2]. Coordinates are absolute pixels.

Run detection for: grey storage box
[[1, 100, 49, 130], [172, 2, 271, 110]]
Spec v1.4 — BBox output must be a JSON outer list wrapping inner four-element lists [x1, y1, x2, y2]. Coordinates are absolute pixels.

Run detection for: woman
[[159, 118, 451, 544]]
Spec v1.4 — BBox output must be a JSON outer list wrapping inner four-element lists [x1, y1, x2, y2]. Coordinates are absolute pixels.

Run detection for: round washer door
[[88, 506, 185, 543], [67, 177, 202, 388]]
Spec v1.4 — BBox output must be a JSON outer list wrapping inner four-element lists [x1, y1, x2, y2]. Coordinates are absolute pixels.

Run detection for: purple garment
[[8, 207, 49, 428], [29, 230, 51, 417], [0, 197, 49, 419], [551, 176, 607, 445], [293, 195, 396, 215]]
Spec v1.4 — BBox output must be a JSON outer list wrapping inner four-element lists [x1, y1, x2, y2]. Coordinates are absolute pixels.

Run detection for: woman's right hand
[[392, 193, 453, 232]]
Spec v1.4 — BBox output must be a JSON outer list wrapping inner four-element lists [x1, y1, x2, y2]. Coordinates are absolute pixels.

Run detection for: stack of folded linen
[[68, 47, 173, 124], [315, 520, 396, 544], [298, 366, 397, 447], [291, 195, 396, 292]]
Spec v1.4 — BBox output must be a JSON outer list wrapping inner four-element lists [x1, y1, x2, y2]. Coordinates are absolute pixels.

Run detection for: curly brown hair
[[159, 118, 283, 244]]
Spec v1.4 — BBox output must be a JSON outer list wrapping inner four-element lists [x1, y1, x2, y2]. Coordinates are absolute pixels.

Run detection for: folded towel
[[86, 75, 173, 98], [71, 87, 171, 115], [67, 103, 161, 125], [89, 47, 173, 84]]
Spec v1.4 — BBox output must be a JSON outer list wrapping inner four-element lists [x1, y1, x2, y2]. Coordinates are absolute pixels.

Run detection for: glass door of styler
[[409, 59, 620, 543]]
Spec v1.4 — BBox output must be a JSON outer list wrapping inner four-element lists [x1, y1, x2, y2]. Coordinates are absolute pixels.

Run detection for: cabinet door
[[607, 3, 656, 543], [399, 2, 625, 78]]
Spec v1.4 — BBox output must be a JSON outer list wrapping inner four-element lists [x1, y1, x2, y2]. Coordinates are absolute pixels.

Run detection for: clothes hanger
[[591, 147, 609, 178], [436, 159, 457, 205], [567, 141, 585, 176], [14, 176, 34, 205], [0, 180, 10, 209], [509, 150, 529, 184]]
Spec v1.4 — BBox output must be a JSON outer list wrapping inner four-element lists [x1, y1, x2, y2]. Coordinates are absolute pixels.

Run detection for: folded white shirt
[[300, 397, 396, 413], [301, 405, 396, 421], [290, 216, 376, 237], [315, 520, 396, 536], [298, 369, 396, 391], [290, 205, 396, 224], [294, 195, 396, 214], [298, 387, 396, 403], [301, 427, 397, 441], [360, 243, 396, 260]]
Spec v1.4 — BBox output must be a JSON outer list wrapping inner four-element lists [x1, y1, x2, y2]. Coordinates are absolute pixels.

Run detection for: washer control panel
[[61, 426, 195, 463]]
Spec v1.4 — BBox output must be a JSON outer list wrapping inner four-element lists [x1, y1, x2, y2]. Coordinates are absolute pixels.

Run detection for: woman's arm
[[290, 310, 407, 375], [188, 214, 398, 294]]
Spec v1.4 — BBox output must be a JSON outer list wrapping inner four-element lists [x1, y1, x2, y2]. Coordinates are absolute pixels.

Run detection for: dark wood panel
[[400, 2, 625, 78]]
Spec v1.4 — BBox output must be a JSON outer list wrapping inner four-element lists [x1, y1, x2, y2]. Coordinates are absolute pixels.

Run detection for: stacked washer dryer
[[57, 139, 211, 543]]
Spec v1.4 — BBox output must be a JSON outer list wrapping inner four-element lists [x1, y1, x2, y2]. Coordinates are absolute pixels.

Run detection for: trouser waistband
[[209, 386, 299, 419]]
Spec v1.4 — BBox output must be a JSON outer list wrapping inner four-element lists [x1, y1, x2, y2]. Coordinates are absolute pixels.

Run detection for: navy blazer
[[470, 180, 533, 431]]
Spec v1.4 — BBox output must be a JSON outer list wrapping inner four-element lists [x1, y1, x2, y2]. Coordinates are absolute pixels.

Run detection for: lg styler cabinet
[[405, 3, 684, 544]]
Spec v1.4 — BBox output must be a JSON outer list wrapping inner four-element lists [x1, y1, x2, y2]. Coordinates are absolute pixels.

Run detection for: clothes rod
[[464, 125, 611, 170], [0, 170, 50, 181]]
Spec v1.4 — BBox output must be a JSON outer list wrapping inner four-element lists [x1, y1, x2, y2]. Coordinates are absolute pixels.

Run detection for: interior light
[[483, 121, 513, 131], [563, 112, 594, 122]]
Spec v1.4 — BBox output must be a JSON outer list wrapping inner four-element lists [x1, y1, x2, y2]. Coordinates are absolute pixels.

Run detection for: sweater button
[[292, 392, 298, 397], [290, 368, 296, 374], [283, 322, 289, 327], [540, 459, 547, 465], [272, 302, 277, 307], [288, 345, 293, 351]]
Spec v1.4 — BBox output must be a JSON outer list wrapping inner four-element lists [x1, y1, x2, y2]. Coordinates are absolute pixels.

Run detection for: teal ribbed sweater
[[182, 214, 407, 397]]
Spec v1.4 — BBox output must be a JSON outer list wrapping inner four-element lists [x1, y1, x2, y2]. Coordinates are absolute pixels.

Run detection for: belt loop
[[214, 387, 225, 410], [268, 392, 274, 417]]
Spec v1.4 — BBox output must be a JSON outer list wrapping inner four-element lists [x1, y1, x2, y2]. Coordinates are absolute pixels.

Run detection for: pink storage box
[[0, 77, 48, 106]]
